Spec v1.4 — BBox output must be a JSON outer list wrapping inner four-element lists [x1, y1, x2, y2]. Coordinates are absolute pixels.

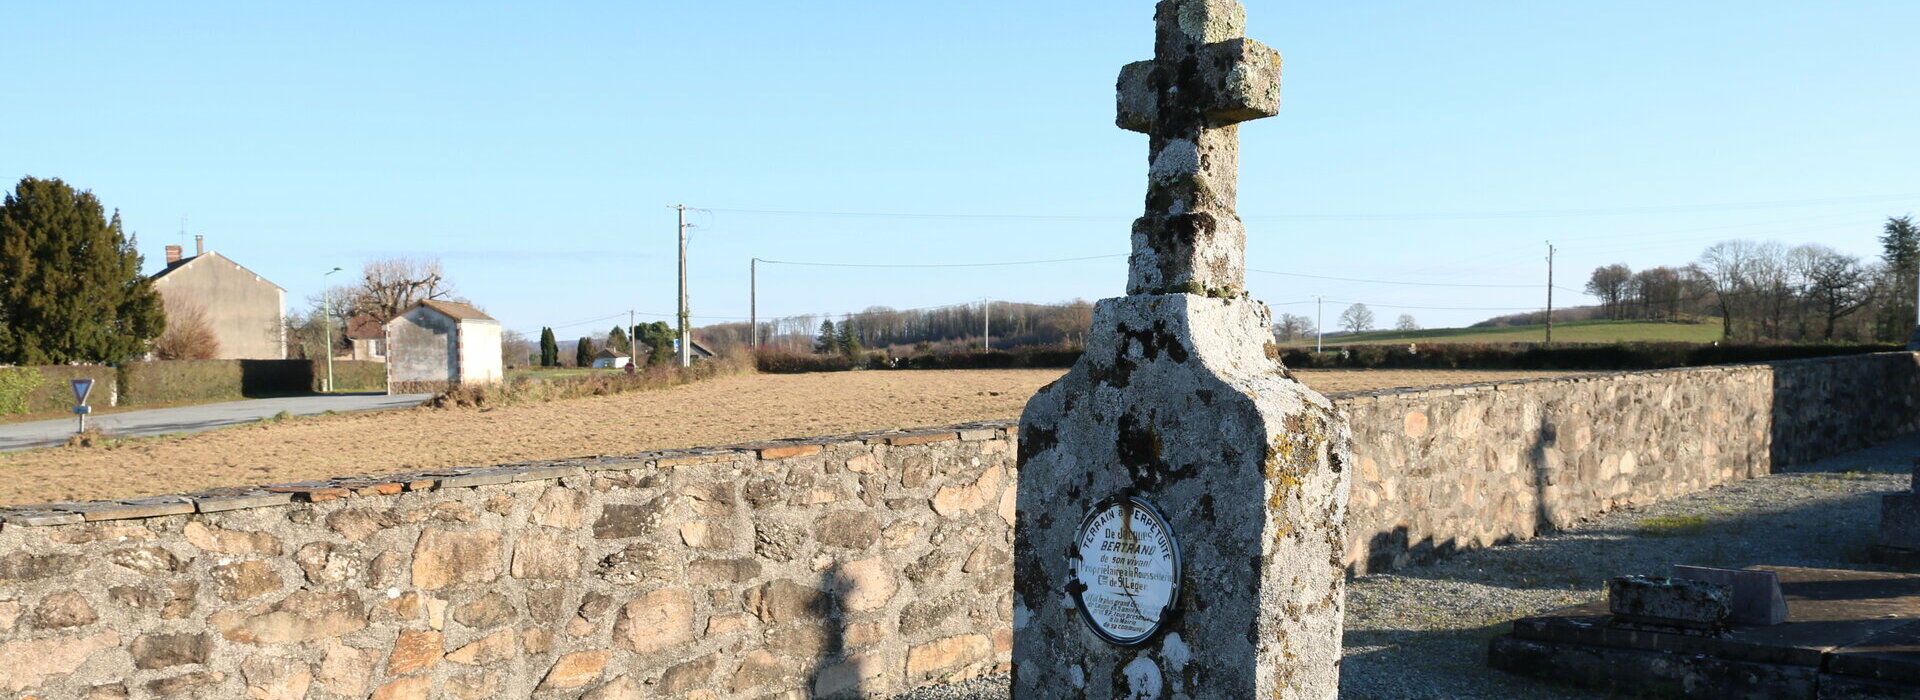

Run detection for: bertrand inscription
[[1071, 495, 1181, 646]]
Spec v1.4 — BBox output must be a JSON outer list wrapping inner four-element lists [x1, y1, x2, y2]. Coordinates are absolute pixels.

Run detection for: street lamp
[[323, 267, 344, 392]]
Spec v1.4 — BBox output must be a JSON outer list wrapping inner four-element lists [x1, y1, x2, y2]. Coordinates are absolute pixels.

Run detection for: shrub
[[0, 367, 42, 415], [151, 300, 220, 360]]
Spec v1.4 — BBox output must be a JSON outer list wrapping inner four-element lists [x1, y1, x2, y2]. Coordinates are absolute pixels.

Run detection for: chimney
[[194, 235, 204, 256], [165, 245, 183, 265]]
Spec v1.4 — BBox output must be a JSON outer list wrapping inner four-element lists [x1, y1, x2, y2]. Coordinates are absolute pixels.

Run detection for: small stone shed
[[384, 300, 503, 393]]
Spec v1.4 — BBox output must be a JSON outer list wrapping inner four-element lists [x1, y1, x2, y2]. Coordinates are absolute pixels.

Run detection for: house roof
[[148, 251, 287, 292], [403, 299, 496, 323], [345, 314, 384, 339], [593, 348, 629, 359]]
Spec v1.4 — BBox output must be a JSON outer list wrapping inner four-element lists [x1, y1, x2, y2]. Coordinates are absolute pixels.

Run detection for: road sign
[[72, 406, 91, 415], [70, 378, 94, 405]]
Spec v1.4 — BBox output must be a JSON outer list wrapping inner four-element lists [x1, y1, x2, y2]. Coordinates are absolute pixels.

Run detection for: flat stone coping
[[0, 419, 1018, 529], [1500, 566, 1920, 685], [1327, 350, 1917, 403]]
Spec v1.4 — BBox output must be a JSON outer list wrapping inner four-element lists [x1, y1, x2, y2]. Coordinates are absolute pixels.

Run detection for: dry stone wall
[[0, 424, 1017, 699], [1341, 352, 1920, 574], [0, 352, 1912, 697]]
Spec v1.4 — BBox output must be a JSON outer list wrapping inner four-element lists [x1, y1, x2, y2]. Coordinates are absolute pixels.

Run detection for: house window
[[371, 339, 385, 357]]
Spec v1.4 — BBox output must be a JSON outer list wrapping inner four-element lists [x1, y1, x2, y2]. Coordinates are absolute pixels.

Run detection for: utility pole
[[1315, 296, 1324, 353], [322, 267, 344, 391], [1911, 258, 1920, 349], [983, 298, 991, 352], [1545, 241, 1556, 345], [673, 205, 692, 367], [628, 310, 636, 365], [750, 258, 758, 349]]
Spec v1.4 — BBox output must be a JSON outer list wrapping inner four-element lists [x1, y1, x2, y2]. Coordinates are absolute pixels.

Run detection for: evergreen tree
[[641, 321, 675, 367], [1881, 216, 1920, 340], [575, 337, 594, 367], [0, 177, 165, 364], [816, 320, 838, 354], [607, 325, 631, 355], [538, 327, 558, 367], [838, 318, 862, 357]]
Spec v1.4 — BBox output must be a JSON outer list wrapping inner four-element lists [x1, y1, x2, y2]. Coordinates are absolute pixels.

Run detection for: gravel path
[[895, 434, 1920, 699]]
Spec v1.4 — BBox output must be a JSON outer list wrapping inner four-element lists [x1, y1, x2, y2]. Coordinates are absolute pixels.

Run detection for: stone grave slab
[[1489, 566, 1920, 698], [1674, 564, 1788, 625]]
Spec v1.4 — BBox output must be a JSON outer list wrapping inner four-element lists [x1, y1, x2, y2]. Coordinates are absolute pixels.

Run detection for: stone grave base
[[1488, 566, 1920, 699], [1872, 545, 1920, 570]]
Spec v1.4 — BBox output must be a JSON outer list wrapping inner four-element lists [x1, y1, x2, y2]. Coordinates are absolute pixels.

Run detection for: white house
[[590, 348, 632, 369], [384, 300, 503, 393]]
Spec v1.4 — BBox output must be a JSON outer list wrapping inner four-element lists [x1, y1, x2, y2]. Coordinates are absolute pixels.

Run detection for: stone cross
[[1116, 0, 1281, 298], [1013, 2, 1350, 698]]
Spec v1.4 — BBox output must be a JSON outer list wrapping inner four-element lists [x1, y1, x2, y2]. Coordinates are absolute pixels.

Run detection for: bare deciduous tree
[[353, 258, 455, 324], [151, 299, 219, 360], [1394, 314, 1419, 332], [1338, 303, 1375, 334], [1272, 313, 1315, 342], [1585, 264, 1632, 319], [1793, 244, 1870, 341]]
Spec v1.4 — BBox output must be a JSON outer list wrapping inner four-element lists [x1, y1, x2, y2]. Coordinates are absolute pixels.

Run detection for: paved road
[[0, 393, 433, 452]]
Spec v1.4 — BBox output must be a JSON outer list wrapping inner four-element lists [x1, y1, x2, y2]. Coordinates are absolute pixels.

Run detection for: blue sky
[[5, 1, 1917, 334]]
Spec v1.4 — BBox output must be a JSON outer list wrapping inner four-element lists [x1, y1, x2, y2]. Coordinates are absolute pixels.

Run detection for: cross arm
[[1114, 38, 1283, 134], [1116, 61, 1158, 133], [1205, 38, 1281, 126]]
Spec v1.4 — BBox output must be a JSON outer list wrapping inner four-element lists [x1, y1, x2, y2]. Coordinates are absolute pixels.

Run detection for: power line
[[1247, 267, 1553, 289], [707, 192, 1919, 223], [1274, 299, 1542, 312], [757, 254, 1126, 269]]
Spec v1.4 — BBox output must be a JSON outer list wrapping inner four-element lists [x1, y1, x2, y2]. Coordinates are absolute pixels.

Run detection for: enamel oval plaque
[[1069, 494, 1181, 646]]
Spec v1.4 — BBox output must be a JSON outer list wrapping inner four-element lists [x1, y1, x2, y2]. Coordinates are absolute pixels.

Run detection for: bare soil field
[[0, 368, 1581, 505]]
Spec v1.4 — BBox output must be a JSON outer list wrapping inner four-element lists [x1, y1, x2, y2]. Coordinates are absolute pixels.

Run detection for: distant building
[[590, 348, 631, 369], [384, 300, 503, 393], [148, 237, 286, 359], [345, 314, 386, 362]]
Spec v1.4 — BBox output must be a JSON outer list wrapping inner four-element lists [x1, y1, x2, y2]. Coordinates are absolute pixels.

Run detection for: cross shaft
[[1116, 0, 1281, 296]]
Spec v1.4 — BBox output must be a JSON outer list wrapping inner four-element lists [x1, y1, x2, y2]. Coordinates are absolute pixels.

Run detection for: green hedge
[[0, 365, 119, 416], [1275, 342, 1903, 371], [756, 346, 1083, 373], [758, 342, 1902, 375], [117, 361, 247, 405], [117, 359, 389, 406], [315, 361, 387, 393]]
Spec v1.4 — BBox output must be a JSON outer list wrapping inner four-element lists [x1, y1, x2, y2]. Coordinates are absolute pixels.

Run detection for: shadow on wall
[[804, 565, 860, 698]]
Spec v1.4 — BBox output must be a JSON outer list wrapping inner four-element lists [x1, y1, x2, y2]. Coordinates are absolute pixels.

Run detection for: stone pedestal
[[1012, 294, 1351, 698], [1873, 463, 1920, 567]]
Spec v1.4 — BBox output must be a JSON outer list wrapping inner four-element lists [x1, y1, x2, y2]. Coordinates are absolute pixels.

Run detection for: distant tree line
[[699, 300, 1098, 355], [1575, 216, 1912, 342]]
